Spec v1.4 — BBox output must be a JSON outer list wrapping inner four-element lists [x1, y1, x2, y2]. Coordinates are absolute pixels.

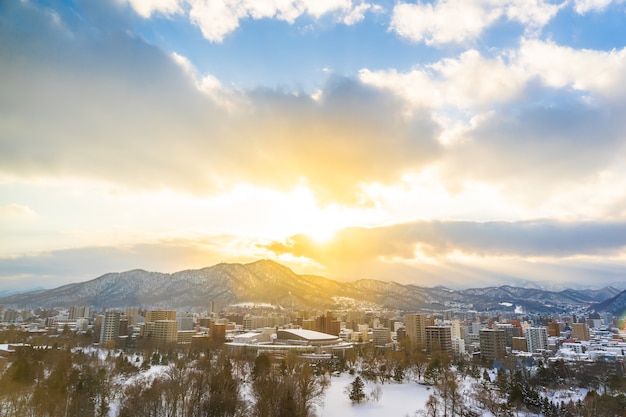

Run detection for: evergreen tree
[[349, 376, 366, 404]]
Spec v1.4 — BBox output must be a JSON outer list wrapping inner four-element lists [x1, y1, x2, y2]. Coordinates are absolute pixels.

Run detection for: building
[[69, 306, 91, 320], [178, 316, 194, 331], [125, 307, 139, 326], [450, 319, 462, 339], [547, 321, 566, 337], [479, 329, 507, 363], [315, 313, 341, 336], [211, 322, 226, 341], [526, 327, 548, 353], [152, 320, 178, 344], [571, 322, 590, 341], [512, 337, 528, 352], [3, 309, 18, 323], [100, 311, 121, 346], [118, 317, 129, 337], [496, 323, 522, 347], [225, 328, 353, 359], [425, 326, 452, 354], [372, 327, 391, 347], [405, 314, 426, 351], [451, 337, 465, 355], [145, 310, 176, 322]]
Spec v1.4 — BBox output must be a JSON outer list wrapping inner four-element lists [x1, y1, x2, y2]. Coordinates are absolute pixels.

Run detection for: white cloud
[[171, 51, 239, 109], [573, 0, 623, 13], [359, 49, 526, 112], [515, 38, 626, 97], [390, 0, 562, 45], [171, 0, 375, 42], [125, 0, 183, 18], [341, 2, 371, 24], [360, 38, 626, 113]]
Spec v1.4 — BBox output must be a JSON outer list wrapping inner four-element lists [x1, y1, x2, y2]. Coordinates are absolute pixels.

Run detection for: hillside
[[0, 260, 620, 312], [591, 289, 626, 316]]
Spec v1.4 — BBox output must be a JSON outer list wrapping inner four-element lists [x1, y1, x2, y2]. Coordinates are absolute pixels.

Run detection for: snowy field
[[317, 374, 431, 417]]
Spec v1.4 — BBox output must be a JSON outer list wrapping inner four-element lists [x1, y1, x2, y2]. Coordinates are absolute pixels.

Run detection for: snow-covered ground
[[318, 374, 431, 417]]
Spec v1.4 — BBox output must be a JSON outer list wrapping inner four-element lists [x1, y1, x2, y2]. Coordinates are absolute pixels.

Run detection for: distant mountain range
[[0, 260, 624, 314], [591, 289, 626, 316]]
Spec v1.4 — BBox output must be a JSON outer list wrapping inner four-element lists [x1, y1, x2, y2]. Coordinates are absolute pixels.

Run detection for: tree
[[348, 376, 366, 404]]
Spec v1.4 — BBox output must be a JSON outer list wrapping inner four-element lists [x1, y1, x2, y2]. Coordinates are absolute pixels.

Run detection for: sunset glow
[[2, 0, 626, 290]]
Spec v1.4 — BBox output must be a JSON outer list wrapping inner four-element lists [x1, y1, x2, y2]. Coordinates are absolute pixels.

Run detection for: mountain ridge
[[0, 260, 621, 313]]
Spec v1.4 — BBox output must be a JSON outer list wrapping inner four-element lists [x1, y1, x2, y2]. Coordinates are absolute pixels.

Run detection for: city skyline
[[2, 0, 626, 290]]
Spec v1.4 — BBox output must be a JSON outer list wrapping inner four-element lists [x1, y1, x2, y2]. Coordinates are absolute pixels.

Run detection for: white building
[[526, 327, 548, 353]]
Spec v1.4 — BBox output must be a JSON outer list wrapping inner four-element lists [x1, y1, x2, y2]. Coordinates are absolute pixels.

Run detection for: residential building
[[512, 337, 528, 352], [153, 320, 178, 344], [372, 327, 391, 347], [145, 310, 176, 322], [496, 323, 522, 347], [571, 322, 590, 341], [425, 326, 452, 354], [526, 327, 548, 353], [479, 328, 507, 363], [100, 311, 121, 346], [405, 313, 426, 351]]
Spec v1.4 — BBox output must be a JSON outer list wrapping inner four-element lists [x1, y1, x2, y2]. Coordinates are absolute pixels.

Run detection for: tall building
[[450, 319, 462, 340], [125, 307, 139, 326], [425, 326, 452, 354], [69, 306, 91, 320], [496, 323, 522, 347], [153, 320, 178, 344], [145, 310, 176, 322], [526, 327, 548, 353], [405, 314, 426, 351], [100, 311, 121, 346], [372, 327, 391, 347], [479, 329, 507, 363], [315, 313, 341, 336], [118, 317, 129, 337], [547, 321, 563, 337], [571, 322, 590, 341], [178, 316, 194, 331]]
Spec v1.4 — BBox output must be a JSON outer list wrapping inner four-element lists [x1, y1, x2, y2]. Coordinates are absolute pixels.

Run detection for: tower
[[405, 313, 426, 351]]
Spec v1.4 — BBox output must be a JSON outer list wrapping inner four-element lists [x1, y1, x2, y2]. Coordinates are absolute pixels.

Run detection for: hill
[[0, 260, 620, 312], [590, 289, 626, 317]]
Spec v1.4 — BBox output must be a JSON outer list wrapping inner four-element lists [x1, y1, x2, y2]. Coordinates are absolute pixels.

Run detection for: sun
[[301, 221, 340, 243]]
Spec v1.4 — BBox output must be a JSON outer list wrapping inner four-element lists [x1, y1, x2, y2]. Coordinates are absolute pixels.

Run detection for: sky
[[2, 0, 626, 291]]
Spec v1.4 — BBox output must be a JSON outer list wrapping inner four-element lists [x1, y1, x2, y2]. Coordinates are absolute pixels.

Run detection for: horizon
[[2, 0, 626, 291], [2, 259, 625, 294]]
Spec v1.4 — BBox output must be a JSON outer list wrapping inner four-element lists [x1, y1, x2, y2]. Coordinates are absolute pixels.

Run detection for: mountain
[[0, 260, 619, 312], [590, 289, 626, 316]]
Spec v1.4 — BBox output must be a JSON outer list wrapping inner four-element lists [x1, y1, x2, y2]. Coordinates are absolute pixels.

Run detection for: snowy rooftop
[[277, 328, 339, 342]]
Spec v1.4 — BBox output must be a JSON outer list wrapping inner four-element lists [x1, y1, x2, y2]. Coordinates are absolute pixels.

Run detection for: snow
[[318, 374, 431, 417]]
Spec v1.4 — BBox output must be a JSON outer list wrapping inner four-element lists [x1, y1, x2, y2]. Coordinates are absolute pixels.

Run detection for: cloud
[[0, 236, 264, 290], [124, 0, 183, 18], [263, 219, 626, 264], [573, 0, 624, 14], [174, 0, 377, 42], [359, 39, 626, 198], [0, 1, 441, 205], [389, 0, 563, 46]]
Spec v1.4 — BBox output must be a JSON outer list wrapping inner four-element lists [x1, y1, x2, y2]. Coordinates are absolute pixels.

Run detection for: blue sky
[[2, 0, 626, 291]]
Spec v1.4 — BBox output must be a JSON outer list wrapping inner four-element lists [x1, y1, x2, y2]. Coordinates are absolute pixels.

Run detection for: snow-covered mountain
[[0, 260, 620, 312], [591, 289, 626, 316]]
